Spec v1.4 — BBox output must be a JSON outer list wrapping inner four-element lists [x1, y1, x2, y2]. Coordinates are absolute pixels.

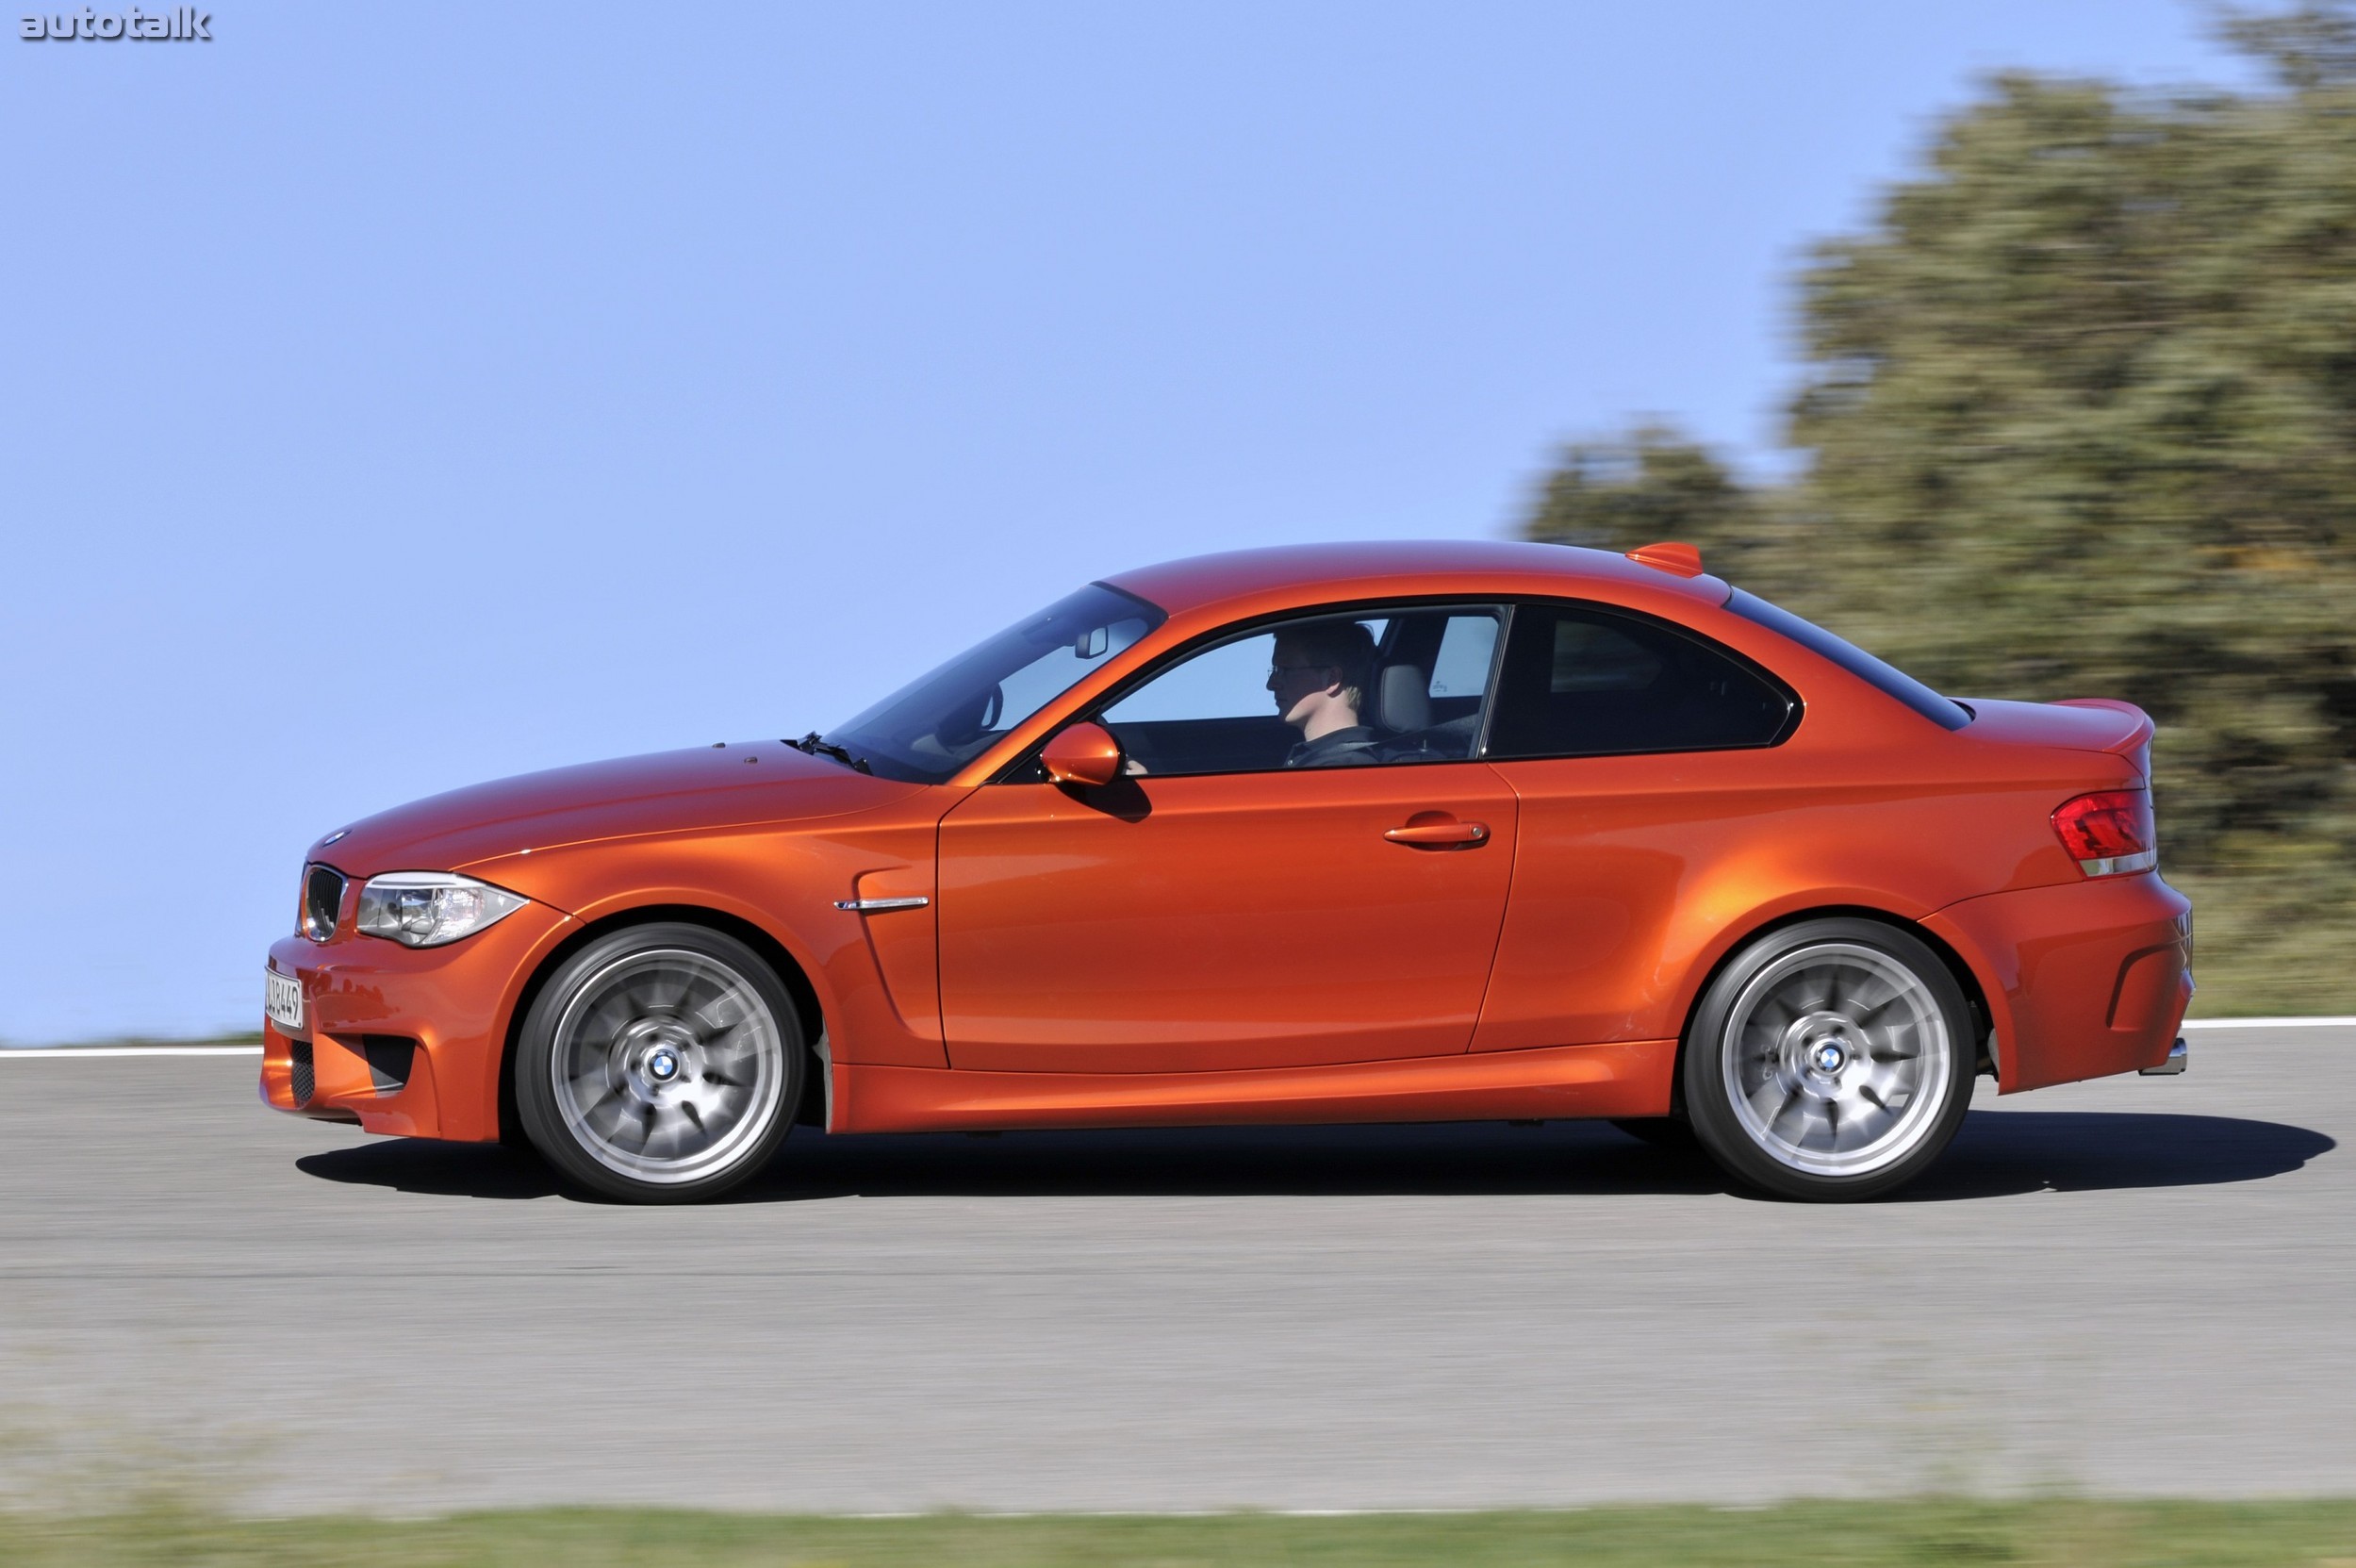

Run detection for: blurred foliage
[[6, 1499, 2356, 1567], [1528, 5, 2356, 1013]]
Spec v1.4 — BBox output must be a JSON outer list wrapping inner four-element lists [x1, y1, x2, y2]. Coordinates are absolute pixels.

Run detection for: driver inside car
[[1269, 621, 1382, 767]]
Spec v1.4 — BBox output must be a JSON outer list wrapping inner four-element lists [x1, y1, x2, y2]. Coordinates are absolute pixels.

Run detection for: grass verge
[[4, 1500, 2356, 1567], [2169, 867, 2356, 1019]]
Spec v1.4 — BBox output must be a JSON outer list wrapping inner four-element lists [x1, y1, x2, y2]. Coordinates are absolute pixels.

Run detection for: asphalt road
[[0, 1025, 2347, 1515]]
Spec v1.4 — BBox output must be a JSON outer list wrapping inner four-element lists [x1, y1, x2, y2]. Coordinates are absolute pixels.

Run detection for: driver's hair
[[1274, 619, 1376, 716]]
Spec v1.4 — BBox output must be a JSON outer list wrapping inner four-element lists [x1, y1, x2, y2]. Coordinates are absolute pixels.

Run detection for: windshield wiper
[[789, 732, 872, 774]]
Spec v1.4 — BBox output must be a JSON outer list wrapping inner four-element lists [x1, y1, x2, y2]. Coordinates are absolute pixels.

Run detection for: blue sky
[[0, 2, 2251, 1042]]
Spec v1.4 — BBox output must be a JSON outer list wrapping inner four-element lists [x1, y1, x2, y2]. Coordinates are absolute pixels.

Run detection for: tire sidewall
[[1683, 917, 1975, 1202], [515, 922, 804, 1204]]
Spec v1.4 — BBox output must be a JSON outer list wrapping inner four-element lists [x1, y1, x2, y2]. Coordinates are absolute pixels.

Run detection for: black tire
[[1682, 917, 1974, 1202], [516, 923, 804, 1204], [1608, 1116, 1697, 1150]]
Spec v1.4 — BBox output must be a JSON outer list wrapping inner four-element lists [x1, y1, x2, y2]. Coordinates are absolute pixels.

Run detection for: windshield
[[824, 583, 1164, 784]]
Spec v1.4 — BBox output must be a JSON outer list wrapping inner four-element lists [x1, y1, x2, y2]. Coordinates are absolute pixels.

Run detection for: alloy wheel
[[547, 947, 788, 1187], [1720, 940, 1954, 1179]]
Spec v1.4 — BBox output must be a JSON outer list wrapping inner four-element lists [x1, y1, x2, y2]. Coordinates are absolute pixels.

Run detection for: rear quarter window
[[1485, 601, 1798, 760]]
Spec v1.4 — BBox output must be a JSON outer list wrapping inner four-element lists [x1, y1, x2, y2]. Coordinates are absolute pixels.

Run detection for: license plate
[[265, 969, 305, 1032]]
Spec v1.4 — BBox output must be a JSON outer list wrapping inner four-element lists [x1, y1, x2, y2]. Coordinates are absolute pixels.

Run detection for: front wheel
[[1683, 919, 1974, 1202], [516, 923, 804, 1203]]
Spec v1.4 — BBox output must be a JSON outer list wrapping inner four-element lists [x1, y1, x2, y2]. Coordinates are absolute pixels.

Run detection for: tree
[[1526, 424, 1759, 553], [1524, 5, 2356, 1010]]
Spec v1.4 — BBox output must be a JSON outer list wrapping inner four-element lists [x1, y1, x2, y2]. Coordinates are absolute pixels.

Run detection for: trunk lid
[[1957, 697, 2155, 778]]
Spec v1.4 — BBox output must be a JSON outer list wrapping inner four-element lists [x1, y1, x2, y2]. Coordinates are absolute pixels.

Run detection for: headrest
[[1373, 664, 1431, 733]]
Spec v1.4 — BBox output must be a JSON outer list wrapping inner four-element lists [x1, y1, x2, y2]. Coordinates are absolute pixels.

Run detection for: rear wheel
[[516, 924, 803, 1203], [1683, 918, 1974, 1202]]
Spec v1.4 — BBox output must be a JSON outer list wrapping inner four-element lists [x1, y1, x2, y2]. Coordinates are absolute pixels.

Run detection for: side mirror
[[1041, 722, 1123, 788]]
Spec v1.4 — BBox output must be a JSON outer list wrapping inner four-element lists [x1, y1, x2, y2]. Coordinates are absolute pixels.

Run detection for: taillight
[[2052, 789, 2156, 877]]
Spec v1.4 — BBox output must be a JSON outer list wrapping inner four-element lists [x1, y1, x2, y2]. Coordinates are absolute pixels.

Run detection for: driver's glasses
[[1266, 661, 1334, 688]]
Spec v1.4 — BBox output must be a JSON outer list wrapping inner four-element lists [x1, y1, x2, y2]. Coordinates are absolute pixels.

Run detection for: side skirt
[[830, 1039, 1675, 1135]]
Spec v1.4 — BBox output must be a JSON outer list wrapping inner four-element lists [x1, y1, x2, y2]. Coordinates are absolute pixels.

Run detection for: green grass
[[4, 1501, 2356, 1567], [2171, 867, 2356, 1020], [0, 1030, 263, 1051]]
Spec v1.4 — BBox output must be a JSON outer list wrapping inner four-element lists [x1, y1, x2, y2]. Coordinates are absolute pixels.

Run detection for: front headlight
[[354, 871, 529, 948]]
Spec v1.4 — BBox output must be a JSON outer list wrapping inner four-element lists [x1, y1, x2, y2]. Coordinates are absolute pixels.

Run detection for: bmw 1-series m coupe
[[262, 541, 2191, 1202]]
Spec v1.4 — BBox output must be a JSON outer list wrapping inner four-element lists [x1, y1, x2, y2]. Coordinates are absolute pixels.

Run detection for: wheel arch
[[1664, 902, 1996, 1120], [495, 903, 829, 1146]]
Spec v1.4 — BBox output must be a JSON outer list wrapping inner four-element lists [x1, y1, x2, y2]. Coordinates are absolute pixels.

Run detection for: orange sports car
[[261, 541, 2191, 1202]]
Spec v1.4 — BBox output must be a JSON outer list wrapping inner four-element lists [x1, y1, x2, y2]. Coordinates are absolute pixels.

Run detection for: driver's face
[[1267, 654, 1337, 724]]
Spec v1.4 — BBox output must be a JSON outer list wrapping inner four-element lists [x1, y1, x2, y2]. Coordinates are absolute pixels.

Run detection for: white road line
[[2180, 1017, 2356, 1030], [0, 1046, 263, 1058]]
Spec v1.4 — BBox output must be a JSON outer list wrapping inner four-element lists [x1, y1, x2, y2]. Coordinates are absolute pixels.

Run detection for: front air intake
[[288, 1042, 315, 1106], [360, 1035, 417, 1096]]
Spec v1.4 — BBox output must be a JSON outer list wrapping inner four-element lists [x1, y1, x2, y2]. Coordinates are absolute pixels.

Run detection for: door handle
[[1383, 819, 1490, 848]]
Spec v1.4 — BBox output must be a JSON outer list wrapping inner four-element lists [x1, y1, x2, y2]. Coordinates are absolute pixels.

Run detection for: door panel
[[1473, 751, 1786, 1052], [938, 765, 1520, 1072]]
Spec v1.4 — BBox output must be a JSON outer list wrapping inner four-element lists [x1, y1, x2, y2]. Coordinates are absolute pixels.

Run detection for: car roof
[[1100, 539, 1727, 619]]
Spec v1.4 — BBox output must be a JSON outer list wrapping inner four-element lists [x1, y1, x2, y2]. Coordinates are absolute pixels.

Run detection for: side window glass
[[1486, 602, 1794, 760], [1550, 619, 1660, 692], [1104, 632, 1280, 724], [1428, 615, 1499, 698], [1099, 605, 1505, 777]]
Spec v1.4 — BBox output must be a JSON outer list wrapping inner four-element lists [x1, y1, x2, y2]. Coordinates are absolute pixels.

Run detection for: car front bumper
[[260, 902, 575, 1142]]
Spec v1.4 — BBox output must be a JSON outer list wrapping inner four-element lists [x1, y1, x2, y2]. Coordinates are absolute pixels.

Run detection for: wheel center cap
[[1810, 1038, 1849, 1074], [645, 1048, 681, 1082]]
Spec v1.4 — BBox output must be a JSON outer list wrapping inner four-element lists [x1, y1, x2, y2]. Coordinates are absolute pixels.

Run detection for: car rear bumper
[[1924, 872, 2193, 1094], [259, 904, 574, 1141]]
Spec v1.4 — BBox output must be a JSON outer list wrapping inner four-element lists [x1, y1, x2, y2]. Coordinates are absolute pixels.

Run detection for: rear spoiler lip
[[2048, 697, 2157, 758], [1949, 694, 2157, 779]]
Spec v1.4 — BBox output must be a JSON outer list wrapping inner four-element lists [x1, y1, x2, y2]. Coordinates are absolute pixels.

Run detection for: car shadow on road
[[293, 1108, 2332, 1204], [1903, 1109, 2335, 1201]]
